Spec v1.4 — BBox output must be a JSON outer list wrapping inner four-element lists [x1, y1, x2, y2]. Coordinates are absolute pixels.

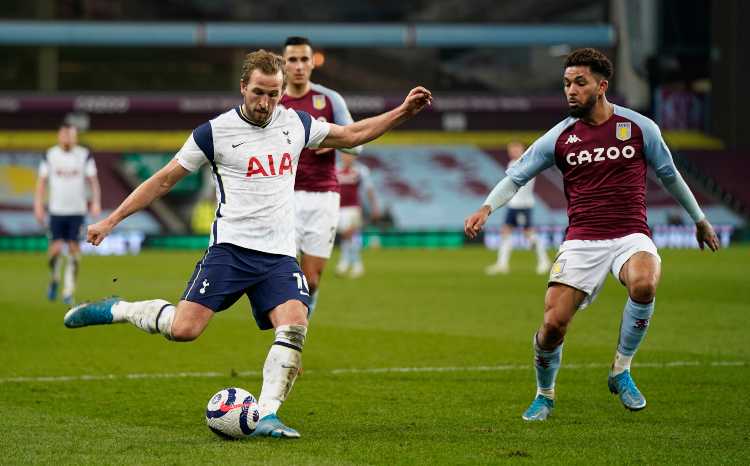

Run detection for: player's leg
[[62, 240, 80, 306], [336, 229, 353, 276], [348, 230, 365, 278], [608, 238, 661, 410], [522, 283, 586, 421], [525, 227, 550, 275], [486, 223, 513, 274], [249, 256, 311, 438], [300, 253, 327, 314], [46, 239, 65, 301]]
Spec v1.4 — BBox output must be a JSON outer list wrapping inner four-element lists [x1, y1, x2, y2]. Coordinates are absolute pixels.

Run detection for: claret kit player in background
[[63, 50, 431, 438], [465, 48, 719, 421], [280, 36, 362, 315], [34, 124, 101, 306]]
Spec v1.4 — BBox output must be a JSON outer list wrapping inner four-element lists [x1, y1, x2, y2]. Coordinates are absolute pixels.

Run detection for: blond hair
[[240, 49, 287, 88]]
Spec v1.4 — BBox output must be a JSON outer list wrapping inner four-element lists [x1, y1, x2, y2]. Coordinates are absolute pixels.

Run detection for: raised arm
[[319, 87, 431, 149], [33, 174, 47, 226], [87, 159, 190, 245]]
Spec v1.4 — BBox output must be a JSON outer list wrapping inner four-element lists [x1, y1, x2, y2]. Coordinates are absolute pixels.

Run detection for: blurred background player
[[34, 124, 101, 306], [485, 141, 551, 275], [280, 36, 363, 314], [335, 152, 380, 278]]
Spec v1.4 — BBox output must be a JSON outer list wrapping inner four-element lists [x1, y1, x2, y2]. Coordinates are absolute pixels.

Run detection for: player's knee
[[169, 318, 205, 342], [628, 278, 657, 303]]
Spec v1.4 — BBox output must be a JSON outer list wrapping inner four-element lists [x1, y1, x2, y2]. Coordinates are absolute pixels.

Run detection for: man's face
[[563, 66, 605, 118], [240, 69, 284, 125], [58, 126, 77, 149], [283, 44, 314, 87], [507, 142, 525, 161]]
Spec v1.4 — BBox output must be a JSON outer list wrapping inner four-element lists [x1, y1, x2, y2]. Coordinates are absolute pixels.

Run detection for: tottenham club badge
[[312, 94, 326, 110], [616, 122, 632, 141]]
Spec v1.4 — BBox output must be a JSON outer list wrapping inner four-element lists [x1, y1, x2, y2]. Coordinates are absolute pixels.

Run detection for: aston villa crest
[[312, 94, 326, 110], [616, 122, 632, 141]]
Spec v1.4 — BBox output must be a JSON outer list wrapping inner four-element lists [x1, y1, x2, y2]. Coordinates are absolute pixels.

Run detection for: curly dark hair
[[564, 48, 613, 80]]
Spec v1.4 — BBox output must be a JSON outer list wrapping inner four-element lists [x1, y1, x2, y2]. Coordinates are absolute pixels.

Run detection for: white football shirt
[[175, 105, 330, 257], [506, 158, 536, 209], [38, 145, 97, 215]]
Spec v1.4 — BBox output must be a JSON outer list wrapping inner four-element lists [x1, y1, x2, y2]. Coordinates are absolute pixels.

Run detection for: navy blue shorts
[[505, 208, 532, 228], [181, 243, 311, 330], [49, 215, 85, 241]]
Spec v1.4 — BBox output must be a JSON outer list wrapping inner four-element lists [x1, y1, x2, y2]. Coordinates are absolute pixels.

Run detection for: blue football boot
[[63, 297, 120, 328], [608, 370, 647, 411], [250, 414, 300, 439], [522, 394, 554, 421], [47, 281, 58, 301]]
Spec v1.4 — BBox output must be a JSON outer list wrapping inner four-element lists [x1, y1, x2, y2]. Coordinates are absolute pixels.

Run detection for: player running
[[63, 50, 432, 438], [34, 123, 101, 306], [464, 48, 719, 421], [280, 36, 362, 314], [335, 152, 380, 278]]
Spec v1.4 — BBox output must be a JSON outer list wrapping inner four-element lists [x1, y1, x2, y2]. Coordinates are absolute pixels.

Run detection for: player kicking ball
[[465, 48, 719, 421], [64, 49, 431, 438]]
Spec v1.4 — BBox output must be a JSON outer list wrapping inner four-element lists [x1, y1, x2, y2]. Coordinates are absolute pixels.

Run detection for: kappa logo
[[199, 279, 210, 294], [565, 134, 582, 144]]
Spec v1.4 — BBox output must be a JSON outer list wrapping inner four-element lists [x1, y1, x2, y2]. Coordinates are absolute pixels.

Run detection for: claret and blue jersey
[[506, 105, 680, 241]]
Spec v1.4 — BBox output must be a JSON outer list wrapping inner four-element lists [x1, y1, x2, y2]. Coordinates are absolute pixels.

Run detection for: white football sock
[[612, 351, 633, 375], [111, 299, 175, 338], [258, 325, 307, 418], [498, 235, 513, 268], [62, 254, 79, 298], [49, 254, 62, 283]]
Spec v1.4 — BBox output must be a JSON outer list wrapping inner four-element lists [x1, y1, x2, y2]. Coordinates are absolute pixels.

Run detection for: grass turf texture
[[0, 247, 748, 465]]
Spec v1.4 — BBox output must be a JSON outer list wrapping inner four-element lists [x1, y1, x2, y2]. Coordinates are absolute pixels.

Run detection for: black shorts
[[504, 208, 532, 228], [49, 215, 85, 241], [181, 243, 311, 330]]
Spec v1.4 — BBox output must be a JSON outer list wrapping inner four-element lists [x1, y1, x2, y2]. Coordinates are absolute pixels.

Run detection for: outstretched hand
[[401, 87, 433, 117], [87, 218, 116, 246], [464, 205, 491, 239], [695, 218, 720, 251]]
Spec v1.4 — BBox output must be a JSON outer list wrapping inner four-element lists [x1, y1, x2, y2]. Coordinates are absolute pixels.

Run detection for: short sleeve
[[294, 110, 330, 149], [84, 151, 97, 177], [38, 155, 49, 177], [175, 122, 213, 172]]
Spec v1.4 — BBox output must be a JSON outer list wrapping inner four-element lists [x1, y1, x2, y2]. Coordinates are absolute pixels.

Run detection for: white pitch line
[[0, 360, 745, 384]]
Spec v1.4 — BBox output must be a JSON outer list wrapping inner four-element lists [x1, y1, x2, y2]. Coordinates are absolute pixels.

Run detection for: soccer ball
[[205, 387, 260, 439]]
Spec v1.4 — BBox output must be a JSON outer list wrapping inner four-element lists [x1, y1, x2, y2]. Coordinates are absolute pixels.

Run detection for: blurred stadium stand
[[0, 0, 747, 249]]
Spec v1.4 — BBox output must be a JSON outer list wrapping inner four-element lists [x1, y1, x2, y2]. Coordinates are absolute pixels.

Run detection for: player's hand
[[464, 205, 491, 239], [695, 218, 720, 251], [87, 218, 115, 246], [89, 201, 102, 219], [34, 204, 46, 226], [314, 147, 334, 155], [401, 87, 433, 116]]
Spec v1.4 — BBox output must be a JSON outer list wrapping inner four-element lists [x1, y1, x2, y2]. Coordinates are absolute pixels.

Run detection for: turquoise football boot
[[63, 297, 120, 328], [250, 414, 300, 439], [522, 394, 554, 421], [608, 370, 647, 411]]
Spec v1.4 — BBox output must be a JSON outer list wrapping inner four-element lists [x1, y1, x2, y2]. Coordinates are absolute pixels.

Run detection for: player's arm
[[33, 174, 47, 226], [464, 134, 557, 239], [87, 175, 102, 218], [643, 121, 719, 251], [84, 152, 101, 218], [328, 89, 363, 156], [87, 159, 190, 245], [319, 87, 431, 149]]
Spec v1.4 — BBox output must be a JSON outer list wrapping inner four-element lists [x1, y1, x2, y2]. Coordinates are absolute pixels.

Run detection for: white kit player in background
[[63, 49, 432, 439], [335, 152, 380, 278], [485, 141, 551, 275], [34, 124, 101, 306]]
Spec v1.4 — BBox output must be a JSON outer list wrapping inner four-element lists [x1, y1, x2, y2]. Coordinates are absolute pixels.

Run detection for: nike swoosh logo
[[282, 131, 289, 135], [219, 402, 256, 412], [231, 142, 248, 148]]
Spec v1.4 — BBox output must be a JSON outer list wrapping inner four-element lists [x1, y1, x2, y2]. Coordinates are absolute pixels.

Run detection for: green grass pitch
[[0, 246, 748, 464]]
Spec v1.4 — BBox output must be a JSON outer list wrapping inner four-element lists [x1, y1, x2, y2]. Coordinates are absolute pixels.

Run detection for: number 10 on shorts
[[293, 272, 310, 296]]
